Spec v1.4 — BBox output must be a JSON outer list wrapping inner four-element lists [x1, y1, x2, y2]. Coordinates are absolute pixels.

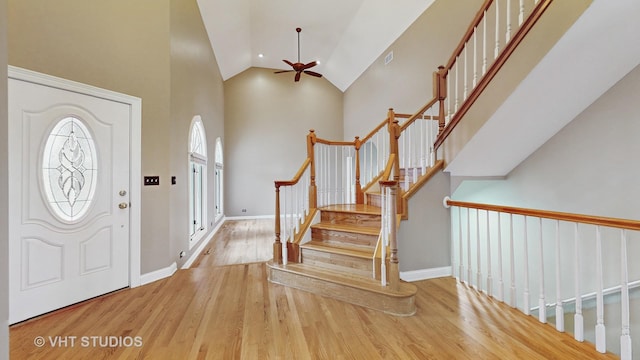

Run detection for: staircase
[[268, 0, 558, 318], [267, 204, 417, 316]]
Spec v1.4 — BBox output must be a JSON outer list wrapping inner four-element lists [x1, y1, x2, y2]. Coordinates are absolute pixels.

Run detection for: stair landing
[[267, 261, 417, 316]]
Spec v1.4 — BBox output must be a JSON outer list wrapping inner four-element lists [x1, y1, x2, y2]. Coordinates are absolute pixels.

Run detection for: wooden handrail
[[435, 0, 553, 150], [445, 0, 494, 72], [274, 158, 311, 187], [446, 199, 640, 231], [314, 138, 355, 146], [380, 154, 396, 181], [399, 97, 439, 132], [360, 117, 389, 144], [394, 113, 412, 119]]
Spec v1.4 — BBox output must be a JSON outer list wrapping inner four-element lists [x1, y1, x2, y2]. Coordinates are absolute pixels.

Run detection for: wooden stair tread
[[301, 240, 374, 258], [311, 222, 380, 235], [267, 261, 417, 297], [319, 204, 381, 215]]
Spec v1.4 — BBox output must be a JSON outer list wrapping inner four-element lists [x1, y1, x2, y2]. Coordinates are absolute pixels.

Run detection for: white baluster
[[473, 26, 478, 88], [506, 0, 512, 43], [495, 0, 500, 59], [523, 216, 530, 315], [420, 116, 426, 174], [555, 220, 564, 332], [510, 213, 516, 308], [467, 208, 472, 284], [476, 209, 482, 291], [455, 58, 460, 112], [381, 186, 387, 286], [486, 210, 492, 297], [463, 45, 468, 100], [482, 11, 488, 75], [497, 212, 504, 301], [538, 217, 546, 324], [447, 71, 452, 123], [620, 229, 632, 360], [404, 129, 409, 190], [574, 223, 584, 342], [518, 0, 525, 26], [282, 187, 288, 265], [294, 182, 299, 234], [595, 226, 606, 353], [459, 207, 464, 281], [334, 146, 338, 204]]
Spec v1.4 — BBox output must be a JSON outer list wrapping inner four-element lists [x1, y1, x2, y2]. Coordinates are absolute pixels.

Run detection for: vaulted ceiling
[[196, 0, 436, 91]]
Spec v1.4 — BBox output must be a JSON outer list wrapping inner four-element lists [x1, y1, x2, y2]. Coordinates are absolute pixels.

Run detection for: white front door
[[8, 74, 131, 324]]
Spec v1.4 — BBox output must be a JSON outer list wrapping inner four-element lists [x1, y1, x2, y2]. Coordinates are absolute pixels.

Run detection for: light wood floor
[[10, 220, 617, 359]]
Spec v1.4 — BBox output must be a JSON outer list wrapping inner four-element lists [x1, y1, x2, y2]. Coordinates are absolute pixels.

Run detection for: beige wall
[[342, 0, 483, 271], [0, 0, 9, 356], [224, 67, 343, 216], [8, 0, 173, 273], [169, 0, 225, 266], [343, 0, 483, 140]]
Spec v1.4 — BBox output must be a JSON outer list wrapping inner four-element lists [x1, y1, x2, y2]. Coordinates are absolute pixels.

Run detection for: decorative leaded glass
[[190, 120, 206, 157], [42, 117, 98, 222]]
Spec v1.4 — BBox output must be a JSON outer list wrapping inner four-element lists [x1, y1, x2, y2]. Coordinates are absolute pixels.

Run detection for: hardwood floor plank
[[10, 220, 619, 359]]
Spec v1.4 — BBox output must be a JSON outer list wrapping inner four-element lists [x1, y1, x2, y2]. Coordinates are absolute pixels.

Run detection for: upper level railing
[[445, 198, 640, 359], [434, 0, 552, 149]]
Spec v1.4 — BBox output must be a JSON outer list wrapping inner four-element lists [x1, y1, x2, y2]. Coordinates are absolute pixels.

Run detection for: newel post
[[387, 109, 400, 183], [434, 65, 447, 135], [354, 136, 364, 204], [380, 180, 400, 291], [274, 184, 283, 264], [389, 109, 402, 211], [388, 183, 400, 291], [307, 129, 317, 208]]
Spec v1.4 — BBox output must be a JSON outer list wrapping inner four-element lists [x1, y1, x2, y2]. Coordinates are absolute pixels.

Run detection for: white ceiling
[[196, 0, 436, 91]]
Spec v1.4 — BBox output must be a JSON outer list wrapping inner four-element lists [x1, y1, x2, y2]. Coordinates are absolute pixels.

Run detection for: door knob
[[119, 202, 128, 209]]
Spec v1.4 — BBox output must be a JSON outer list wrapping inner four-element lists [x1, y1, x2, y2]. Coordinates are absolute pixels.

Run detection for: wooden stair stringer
[[266, 261, 417, 316]]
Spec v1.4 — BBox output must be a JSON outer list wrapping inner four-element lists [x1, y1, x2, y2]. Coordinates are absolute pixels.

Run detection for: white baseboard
[[400, 266, 452, 282], [225, 214, 275, 220], [140, 262, 177, 286], [182, 217, 226, 269]]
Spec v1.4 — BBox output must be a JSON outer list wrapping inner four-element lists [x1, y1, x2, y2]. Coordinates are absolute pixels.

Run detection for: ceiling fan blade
[[302, 61, 317, 70], [294, 72, 301, 82], [283, 59, 294, 67], [304, 70, 323, 78], [274, 70, 293, 74]]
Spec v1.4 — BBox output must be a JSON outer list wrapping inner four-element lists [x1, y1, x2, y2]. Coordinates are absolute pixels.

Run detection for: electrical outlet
[[179, 251, 186, 258], [241, 208, 247, 213]]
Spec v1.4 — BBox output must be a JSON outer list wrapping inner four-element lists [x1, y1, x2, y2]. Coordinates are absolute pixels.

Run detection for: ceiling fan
[[274, 27, 323, 82]]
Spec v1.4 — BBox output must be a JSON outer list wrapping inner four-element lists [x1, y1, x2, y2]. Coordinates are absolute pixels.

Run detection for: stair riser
[[301, 248, 372, 278], [267, 267, 416, 316], [366, 193, 382, 207], [312, 228, 378, 248], [321, 211, 380, 229]]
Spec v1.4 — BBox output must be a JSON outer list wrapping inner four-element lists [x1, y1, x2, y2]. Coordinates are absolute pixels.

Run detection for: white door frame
[[8, 66, 142, 288]]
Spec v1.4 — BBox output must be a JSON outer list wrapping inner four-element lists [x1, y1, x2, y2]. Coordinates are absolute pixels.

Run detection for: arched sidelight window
[[189, 116, 207, 247], [214, 137, 223, 220]]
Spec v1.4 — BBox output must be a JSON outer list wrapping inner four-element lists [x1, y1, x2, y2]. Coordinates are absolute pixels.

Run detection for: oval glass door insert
[[42, 116, 98, 222]]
